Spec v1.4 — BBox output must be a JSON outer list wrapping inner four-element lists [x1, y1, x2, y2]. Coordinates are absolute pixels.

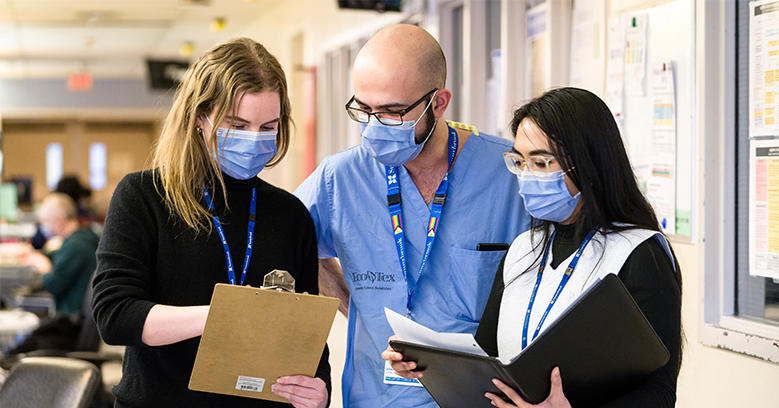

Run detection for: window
[[45, 142, 62, 190], [89, 142, 107, 191], [700, 0, 779, 363], [736, 0, 779, 327]]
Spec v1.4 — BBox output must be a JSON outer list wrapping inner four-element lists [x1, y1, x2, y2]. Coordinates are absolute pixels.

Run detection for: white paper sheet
[[526, 3, 548, 99], [384, 308, 488, 357], [605, 15, 626, 117], [646, 61, 677, 234], [624, 13, 648, 96], [569, 0, 606, 97]]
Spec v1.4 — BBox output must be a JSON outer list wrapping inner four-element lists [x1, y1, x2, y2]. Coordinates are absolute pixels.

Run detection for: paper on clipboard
[[189, 284, 339, 403], [385, 308, 487, 357]]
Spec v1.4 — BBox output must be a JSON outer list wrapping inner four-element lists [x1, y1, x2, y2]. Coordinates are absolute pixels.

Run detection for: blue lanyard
[[386, 124, 459, 317], [521, 227, 598, 349], [203, 186, 257, 286]]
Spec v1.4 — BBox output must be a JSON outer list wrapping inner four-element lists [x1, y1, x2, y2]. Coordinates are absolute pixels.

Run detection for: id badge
[[383, 360, 423, 387]]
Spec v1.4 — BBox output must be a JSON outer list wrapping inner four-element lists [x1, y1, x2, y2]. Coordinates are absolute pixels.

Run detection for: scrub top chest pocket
[[446, 246, 506, 321]]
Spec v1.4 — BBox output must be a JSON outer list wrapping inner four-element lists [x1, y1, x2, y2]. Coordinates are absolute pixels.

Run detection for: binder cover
[[189, 284, 339, 403], [389, 273, 669, 408]]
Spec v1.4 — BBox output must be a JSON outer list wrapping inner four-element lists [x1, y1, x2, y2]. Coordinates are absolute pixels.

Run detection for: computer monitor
[[0, 182, 18, 222]]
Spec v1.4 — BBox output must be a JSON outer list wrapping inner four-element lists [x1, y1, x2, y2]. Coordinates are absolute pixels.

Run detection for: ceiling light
[[179, 42, 195, 57], [180, 0, 211, 6], [209, 17, 226, 32]]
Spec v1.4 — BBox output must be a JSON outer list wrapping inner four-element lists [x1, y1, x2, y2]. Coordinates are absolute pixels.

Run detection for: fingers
[[380, 349, 407, 363], [390, 362, 423, 379], [484, 392, 518, 408], [491, 378, 525, 407], [272, 376, 328, 408], [381, 350, 416, 370], [550, 367, 562, 390], [545, 367, 571, 408], [381, 342, 422, 379]]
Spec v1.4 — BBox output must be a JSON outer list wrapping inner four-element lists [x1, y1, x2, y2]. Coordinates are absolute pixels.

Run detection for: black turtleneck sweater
[[475, 223, 681, 407], [92, 170, 329, 408]]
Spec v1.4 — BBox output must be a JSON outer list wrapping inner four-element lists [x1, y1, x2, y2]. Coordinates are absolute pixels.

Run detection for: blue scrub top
[[295, 130, 529, 408]]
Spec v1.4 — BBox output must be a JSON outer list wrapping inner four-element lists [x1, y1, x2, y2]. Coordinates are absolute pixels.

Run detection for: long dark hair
[[510, 87, 682, 289]]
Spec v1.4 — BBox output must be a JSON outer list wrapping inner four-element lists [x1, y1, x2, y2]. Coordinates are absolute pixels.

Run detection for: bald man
[[295, 24, 529, 408], [33, 193, 100, 315]]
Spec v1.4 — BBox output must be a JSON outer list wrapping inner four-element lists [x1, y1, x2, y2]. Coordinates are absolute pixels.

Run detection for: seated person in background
[[55, 175, 97, 231], [30, 175, 99, 250], [22, 192, 100, 316]]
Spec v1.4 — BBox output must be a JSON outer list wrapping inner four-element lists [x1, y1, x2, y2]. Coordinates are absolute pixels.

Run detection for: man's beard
[[414, 104, 437, 144]]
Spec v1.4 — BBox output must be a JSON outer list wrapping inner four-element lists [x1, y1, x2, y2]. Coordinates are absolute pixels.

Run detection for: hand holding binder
[[385, 274, 669, 408], [486, 367, 570, 408]]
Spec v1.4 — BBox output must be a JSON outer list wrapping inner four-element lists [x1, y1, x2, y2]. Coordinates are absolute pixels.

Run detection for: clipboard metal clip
[[260, 269, 296, 293]]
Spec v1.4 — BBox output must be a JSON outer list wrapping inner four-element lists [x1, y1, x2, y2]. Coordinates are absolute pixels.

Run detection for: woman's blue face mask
[[206, 116, 277, 180], [516, 170, 581, 222]]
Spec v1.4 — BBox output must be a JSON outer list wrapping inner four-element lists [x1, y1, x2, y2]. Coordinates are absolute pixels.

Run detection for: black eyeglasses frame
[[344, 88, 439, 126]]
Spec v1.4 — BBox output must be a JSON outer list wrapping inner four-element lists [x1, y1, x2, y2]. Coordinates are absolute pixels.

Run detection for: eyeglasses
[[345, 88, 438, 126], [502, 151, 562, 177]]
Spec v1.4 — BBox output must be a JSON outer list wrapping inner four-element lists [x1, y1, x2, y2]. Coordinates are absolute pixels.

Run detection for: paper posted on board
[[646, 61, 676, 235]]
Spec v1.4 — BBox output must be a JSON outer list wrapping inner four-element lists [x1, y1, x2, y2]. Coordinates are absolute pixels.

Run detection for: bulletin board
[[604, 0, 695, 241]]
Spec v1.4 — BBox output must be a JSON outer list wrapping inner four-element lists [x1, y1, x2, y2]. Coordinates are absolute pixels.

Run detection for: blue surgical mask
[[206, 116, 277, 180], [517, 170, 581, 222], [39, 224, 54, 239], [360, 92, 437, 166]]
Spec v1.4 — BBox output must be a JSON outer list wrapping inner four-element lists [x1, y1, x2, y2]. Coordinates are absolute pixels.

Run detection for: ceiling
[[0, 0, 281, 79]]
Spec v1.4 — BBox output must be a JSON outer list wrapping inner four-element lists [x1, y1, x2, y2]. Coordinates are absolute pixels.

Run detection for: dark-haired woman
[[384, 87, 682, 407]]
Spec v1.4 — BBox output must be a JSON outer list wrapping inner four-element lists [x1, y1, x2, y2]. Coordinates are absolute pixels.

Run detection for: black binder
[[389, 273, 669, 408]]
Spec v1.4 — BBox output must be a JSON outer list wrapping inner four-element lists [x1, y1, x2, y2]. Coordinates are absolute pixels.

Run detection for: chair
[[1, 272, 122, 408], [0, 357, 100, 408]]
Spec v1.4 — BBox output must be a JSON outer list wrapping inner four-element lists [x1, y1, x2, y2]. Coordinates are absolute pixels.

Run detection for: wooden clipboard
[[189, 283, 339, 403]]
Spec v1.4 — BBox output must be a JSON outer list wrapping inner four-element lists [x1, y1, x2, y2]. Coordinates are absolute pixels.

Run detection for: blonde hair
[[151, 37, 291, 233]]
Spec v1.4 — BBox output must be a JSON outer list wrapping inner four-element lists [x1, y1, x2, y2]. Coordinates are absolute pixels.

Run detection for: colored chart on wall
[[750, 0, 779, 137], [750, 139, 779, 279]]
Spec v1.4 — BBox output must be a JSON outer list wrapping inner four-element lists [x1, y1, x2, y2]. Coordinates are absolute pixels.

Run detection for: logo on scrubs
[[392, 214, 402, 235], [353, 271, 396, 284]]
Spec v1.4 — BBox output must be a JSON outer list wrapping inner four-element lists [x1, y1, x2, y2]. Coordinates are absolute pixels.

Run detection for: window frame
[[698, 0, 779, 364]]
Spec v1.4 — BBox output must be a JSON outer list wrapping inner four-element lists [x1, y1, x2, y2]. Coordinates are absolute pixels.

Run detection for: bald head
[[40, 193, 77, 222], [354, 24, 446, 93]]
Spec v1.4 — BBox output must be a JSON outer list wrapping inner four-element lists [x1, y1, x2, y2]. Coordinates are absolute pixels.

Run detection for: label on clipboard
[[235, 375, 265, 393]]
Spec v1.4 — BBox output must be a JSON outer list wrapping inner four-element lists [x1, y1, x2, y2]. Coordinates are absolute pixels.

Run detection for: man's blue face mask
[[206, 116, 277, 180], [359, 92, 438, 166], [516, 170, 581, 222]]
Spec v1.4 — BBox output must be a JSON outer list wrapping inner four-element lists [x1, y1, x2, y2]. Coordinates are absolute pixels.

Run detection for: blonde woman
[[92, 38, 329, 408]]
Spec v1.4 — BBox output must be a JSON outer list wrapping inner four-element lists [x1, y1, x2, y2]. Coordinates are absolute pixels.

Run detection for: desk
[[0, 265, 37, 307], [0, 310, 39, 352]]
